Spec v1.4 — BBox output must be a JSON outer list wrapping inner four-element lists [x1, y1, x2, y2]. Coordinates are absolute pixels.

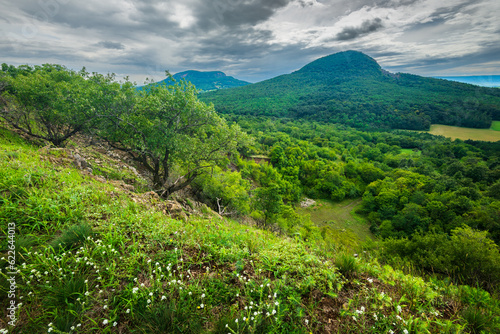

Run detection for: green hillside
[[2, 126, 500, 333], [2, 62, 500, 333], [149, 70, 250, 92], [200, 51, 500, 130]]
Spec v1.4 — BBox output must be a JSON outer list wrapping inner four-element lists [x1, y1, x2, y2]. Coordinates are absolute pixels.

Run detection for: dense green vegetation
[[0, 64, 119, 146], [2, 129, 499, 333], [224, 115, 500, 292], [1, 62, 500, 333], [1, 64, 246, 198], [200, 51, 500, 130]]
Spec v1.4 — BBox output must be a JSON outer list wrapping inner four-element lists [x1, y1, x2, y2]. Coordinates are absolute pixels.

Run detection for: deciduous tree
[[100, 76, 247, 197]]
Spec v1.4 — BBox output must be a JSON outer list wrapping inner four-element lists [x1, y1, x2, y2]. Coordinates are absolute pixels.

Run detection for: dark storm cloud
[[193, 0, 292, 31], [1, 0, 499, 82], [194, 28, 274, 57], [14, 0, 121, 30], [431, 0, 480, 18], [383, 45, 500, 75], [404, 0, 479, 34], [95, 41, 125, 50], [298, 0, 313, 7], [12, 0, 292, 41], [180, 27, 290, 81], [376, 0, 422, 8], [336, 18, 384, 41]]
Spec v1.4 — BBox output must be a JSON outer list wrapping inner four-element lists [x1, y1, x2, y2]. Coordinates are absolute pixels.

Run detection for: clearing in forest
[[426, 123, 500, 142], [297, 198, 372, 248]]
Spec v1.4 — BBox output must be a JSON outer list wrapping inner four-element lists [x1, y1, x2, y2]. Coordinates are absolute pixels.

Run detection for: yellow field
[[425, 124, 500, 142]]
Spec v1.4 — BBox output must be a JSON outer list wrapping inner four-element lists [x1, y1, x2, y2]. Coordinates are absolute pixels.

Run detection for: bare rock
[[145, 191, 160, 201], [94, 176, 106, 183], [300, 198, 316, 208], [122, 184, 135, 192], [165, 200, 189, 222], [72, 153, 88, 169], [165, 200, 184, 213], [129, 166, 139, 176]]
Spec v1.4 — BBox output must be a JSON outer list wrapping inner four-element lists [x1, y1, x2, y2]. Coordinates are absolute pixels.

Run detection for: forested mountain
[[200, 51, 500, 130], [152, 70, 250, 91]]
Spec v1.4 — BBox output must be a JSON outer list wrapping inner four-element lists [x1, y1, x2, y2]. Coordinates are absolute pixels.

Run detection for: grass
[[0, 127, 499, 333], [424, 124, 500, 142], [491, 121, 500, 131], [297, 198, 372, 247]]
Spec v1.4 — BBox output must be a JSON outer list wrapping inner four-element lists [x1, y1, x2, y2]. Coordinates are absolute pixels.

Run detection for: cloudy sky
[[1, 0, 499, 83]]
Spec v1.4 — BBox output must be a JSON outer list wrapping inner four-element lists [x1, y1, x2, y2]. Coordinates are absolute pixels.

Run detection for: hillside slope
[[200, 51, 500, 130], [1, 127, 499, 333]]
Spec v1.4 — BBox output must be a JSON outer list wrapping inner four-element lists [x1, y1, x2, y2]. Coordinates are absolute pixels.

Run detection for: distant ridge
[[200, 50, 500, 130], [433, 75, 500, 88], [145, 70, 250, 92]]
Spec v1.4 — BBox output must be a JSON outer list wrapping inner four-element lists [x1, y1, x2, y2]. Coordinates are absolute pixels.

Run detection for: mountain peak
[[147, 70, 250, 92], [173, 70, 227, 80], [297, 50, 382, 76]]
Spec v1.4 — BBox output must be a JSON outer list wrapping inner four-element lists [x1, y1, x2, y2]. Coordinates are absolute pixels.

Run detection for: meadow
[[423, 123, 500, 142], [296, 199, 371, 249]]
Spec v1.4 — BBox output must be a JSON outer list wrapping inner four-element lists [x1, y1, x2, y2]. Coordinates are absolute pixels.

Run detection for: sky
[[1, 0, 499, 83]]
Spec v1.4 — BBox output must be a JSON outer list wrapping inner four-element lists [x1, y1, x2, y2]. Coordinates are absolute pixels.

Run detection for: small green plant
[[53, 307, 80, 332], [461, 307, 496, 334], [14, 234, 39, 259], [335, 252, 360, 278], [45, 275, 86, 307], [5, 150, 19, 159], [459, 285, 492, 308], [137, 299, 203, 334], [185, 198, 194, 210], [49, 222, 93, 251]]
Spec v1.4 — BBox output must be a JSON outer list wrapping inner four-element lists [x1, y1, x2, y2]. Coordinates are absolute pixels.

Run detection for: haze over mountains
[[434, 76, 500, 88], [196, 51, 500, 131]]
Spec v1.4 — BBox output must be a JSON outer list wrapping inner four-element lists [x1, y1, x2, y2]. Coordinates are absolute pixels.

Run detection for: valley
[[296, 198, 371, 247]]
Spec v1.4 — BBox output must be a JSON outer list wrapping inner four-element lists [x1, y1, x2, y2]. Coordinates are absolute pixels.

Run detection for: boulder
[[72, 153, 88, 169], [165, 200, 188, 222], [300, 198, 316, 208]]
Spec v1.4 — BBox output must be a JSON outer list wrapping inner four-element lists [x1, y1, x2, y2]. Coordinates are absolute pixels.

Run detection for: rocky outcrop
[[165, 200, 188, 222], [300, 198, 316, 208], [72, 153, 88, 169]]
